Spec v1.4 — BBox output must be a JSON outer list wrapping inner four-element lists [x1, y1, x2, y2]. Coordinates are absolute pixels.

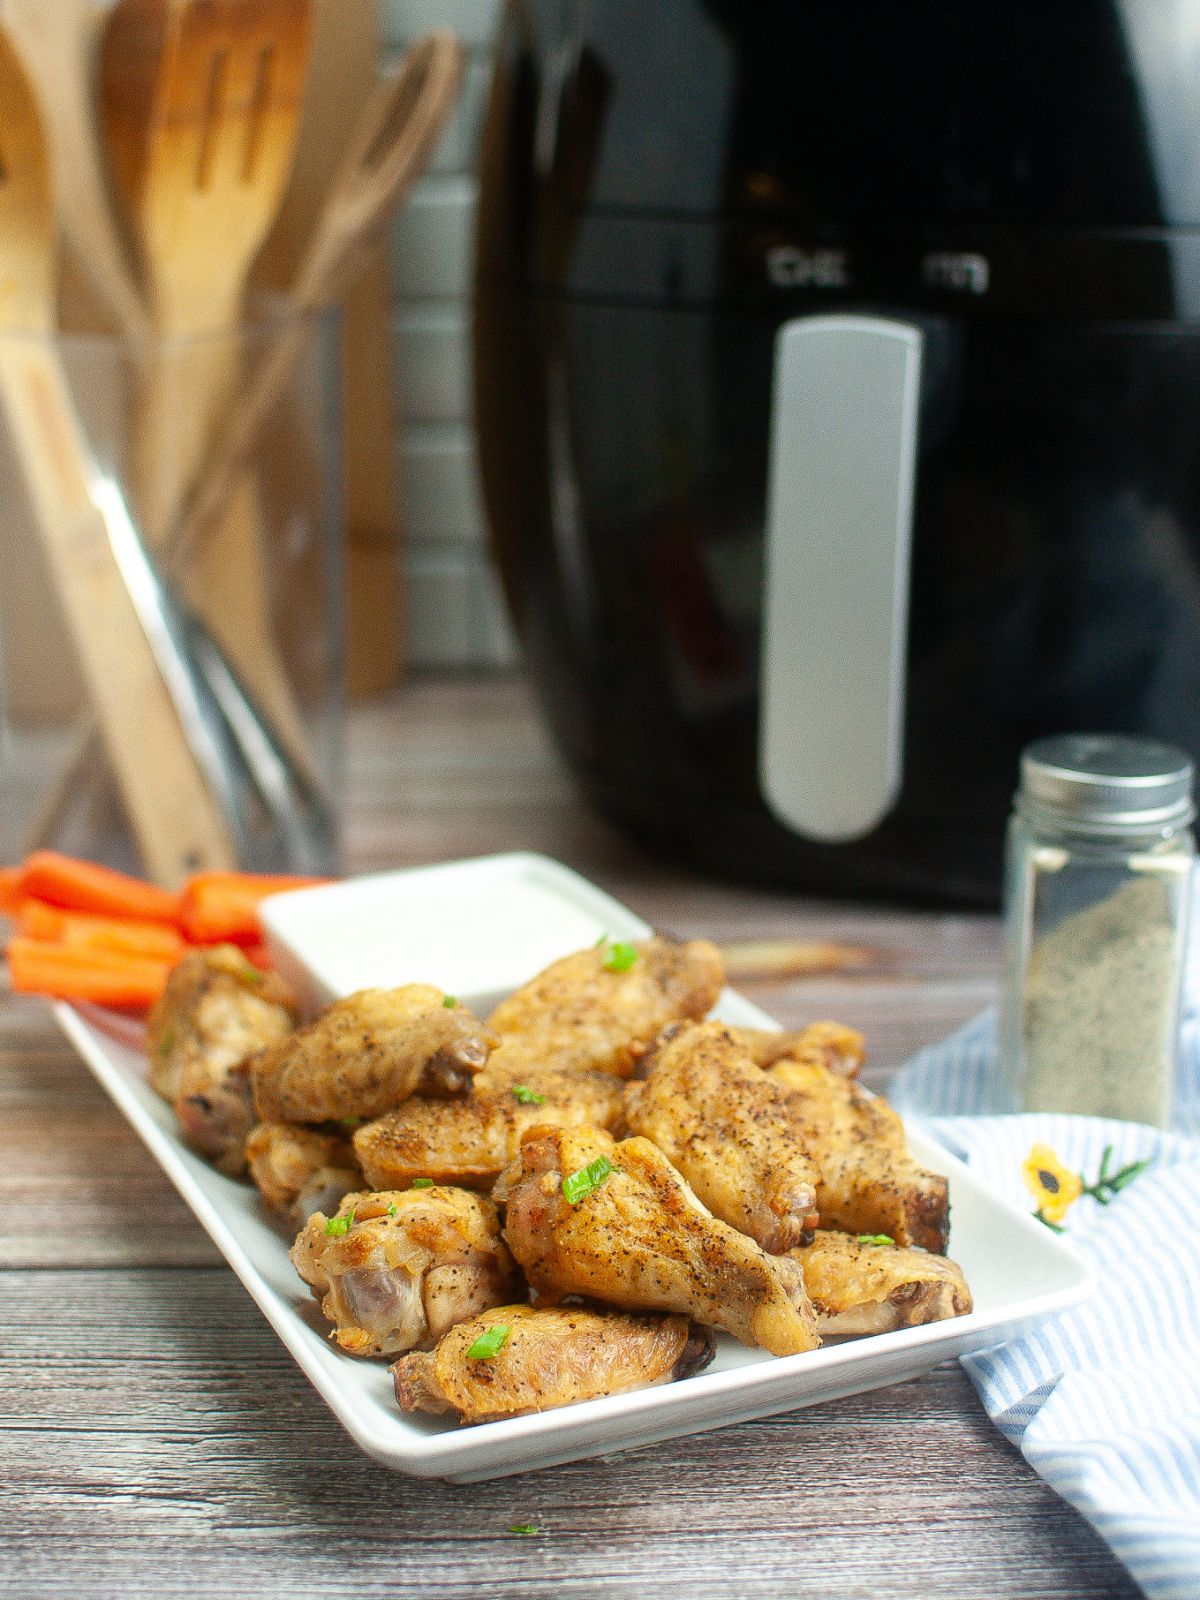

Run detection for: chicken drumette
[[792, 1230, 972, 1336], [767, 1057, 949, 1253], [497, 1125, 821, 1357], [393, 1303, 714, 1425], [252, 985, 491, 1124], [485, 935, 724, 1079], [353, 1066, 624, 1191], [146, 945, 298, 1174], [245, 1121, 361, 1224], [732, 1021, 866, 1079], [292, 1187, 518, 1357], [624, 1020, 821, 1252]]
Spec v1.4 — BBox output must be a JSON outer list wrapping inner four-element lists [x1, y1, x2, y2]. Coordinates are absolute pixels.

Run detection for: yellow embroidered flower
[[1022, 1143, 1083, 1224]]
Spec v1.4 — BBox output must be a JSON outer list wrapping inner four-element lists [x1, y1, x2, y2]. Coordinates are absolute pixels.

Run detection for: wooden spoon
[[0, 27, 237, 882], [100, 0, 315, 761], [1, 0, 149, 341]]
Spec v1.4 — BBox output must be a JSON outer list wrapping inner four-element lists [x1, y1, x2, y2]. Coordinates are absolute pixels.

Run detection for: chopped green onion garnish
[[442, 994, 458, 1009], [411, 1178, 434, 1189], [467, 1324, 511, 1360], [602, 941, 638, 973], [562, 1155, 616, 1205], [508, 1524, 538, 1536], [511, 1085, 546, 1105], [593, 931, 608, 948], [856, 1233, 895, 1247], [385, 1203, 399, 1216], [324, 1209, 355, 1237]]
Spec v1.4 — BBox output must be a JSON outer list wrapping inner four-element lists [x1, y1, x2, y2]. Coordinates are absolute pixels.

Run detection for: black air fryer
[[474, 0, 1200, 904]]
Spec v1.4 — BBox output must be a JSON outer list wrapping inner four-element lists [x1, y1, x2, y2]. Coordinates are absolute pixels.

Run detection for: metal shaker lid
[[1017, 733, 1196, 833]]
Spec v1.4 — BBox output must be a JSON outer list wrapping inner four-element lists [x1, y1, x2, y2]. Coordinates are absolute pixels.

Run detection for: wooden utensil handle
[[0, 338, 238, 884]]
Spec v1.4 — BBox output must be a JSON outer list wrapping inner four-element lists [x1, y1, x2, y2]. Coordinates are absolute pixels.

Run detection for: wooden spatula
[[100, 0, 315, 760], [0, 26, 237, 882]]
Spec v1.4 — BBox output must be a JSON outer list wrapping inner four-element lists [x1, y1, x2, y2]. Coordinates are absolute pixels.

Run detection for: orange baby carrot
[[20, 851, 179, 925], [7, 938, 174, 1010], [178, 871, 329, 945], [17, 900, 187, 962]]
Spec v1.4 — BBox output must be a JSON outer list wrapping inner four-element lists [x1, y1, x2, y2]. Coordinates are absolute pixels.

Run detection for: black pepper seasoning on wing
[[251, 985, 492, 1124]]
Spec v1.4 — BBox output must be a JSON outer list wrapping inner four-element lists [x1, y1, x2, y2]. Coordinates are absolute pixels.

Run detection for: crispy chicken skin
[[392, 1303, 714, 1425], [252, 985, 491, 1125], [497, 1125, 821, 1357], [793, 1230, 972, 1336], [624, 1021, 820, 1252], [245, 1121, 362, 1223], [353, 1067, 624, 1191], [485, 935, 724, 1079], [146, 945, 298, 1175], [291, 1187, 518, 1358], [767, 1058, 949, 1254], [733, 1021, 866, 1080]]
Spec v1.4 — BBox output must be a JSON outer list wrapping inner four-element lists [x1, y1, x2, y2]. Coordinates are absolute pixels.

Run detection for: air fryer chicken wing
[[392, 1303, 714, 1425], [767, 1058, 949, 1253], [485, 935, 724, 1078], [245, 1121, 361, 1223], [733, 1021, 866, 1079], [624, 1020, 820, 1252], [292, 1187, 518, 1357], [792, 1230, 972, 1336], [252, 985, 491, 1124], [497, 1125, 820, 1357], [146, 945, 299, 1174], [353, 1067, 624, 1191]]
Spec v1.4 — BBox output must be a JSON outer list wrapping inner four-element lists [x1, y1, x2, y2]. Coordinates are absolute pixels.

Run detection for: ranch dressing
[[999, 734, 1194, 1126]]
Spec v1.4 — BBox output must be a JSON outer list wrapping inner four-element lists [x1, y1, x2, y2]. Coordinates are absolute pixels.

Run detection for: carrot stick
[[178, 871, 329, 945], [17, 900, 187, 962], [0, 867, 22, 914], [7, 937, 174, 1010], [19, 851, 179, 925]]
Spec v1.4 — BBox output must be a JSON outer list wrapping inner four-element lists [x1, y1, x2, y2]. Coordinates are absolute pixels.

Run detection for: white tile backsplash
[[402, 422, 485, 546], [384, 0, 501, 48], [395, 306, 472, 422], [387, 1, 510, 669]]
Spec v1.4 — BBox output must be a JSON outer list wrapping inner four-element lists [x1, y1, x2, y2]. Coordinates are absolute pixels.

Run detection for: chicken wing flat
[[485, 935, 724, 1079], [497, 1125, 820, 1357], [353, 1067, 624, 1191], [733, 1021, 866, 1079], [767, 1058, 949, 1253], [252, 985, 491, 1125], [245, 1121, 361, 1224], [792, 1230, 972, 1336], [146, 945, 299, 1174], [291, 1187, 518, 1358], [624, 1020, 820, 1252], [392, 1303, 714, 1425]]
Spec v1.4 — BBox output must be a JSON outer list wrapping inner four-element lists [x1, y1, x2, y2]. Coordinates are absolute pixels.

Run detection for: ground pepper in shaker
[[1000, 734, 1195, 1126]]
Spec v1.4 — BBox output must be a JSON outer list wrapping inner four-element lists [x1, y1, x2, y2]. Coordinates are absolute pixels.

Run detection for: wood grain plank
[[0, 1269, 1137, 1600]]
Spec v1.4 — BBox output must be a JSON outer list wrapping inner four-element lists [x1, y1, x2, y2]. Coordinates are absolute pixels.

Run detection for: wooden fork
[[101, 0, 316, 763]]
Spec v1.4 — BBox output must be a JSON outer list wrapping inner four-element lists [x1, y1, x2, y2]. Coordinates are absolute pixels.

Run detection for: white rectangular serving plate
[[56, 851, 1095, 1482]]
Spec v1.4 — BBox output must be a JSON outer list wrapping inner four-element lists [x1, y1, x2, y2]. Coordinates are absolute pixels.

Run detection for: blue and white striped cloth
[[890, 992, 1200, 1598]]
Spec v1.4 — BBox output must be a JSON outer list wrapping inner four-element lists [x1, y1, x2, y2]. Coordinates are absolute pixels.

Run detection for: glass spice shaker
[[1000, 733, 1195, 1126]]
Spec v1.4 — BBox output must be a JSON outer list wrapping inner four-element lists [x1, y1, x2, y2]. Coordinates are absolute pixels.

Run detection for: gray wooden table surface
[[1, 677, 1138, 1600]]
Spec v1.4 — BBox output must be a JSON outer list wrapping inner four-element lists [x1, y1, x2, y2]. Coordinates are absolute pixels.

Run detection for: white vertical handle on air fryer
[[759, 314, 923, 842]]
